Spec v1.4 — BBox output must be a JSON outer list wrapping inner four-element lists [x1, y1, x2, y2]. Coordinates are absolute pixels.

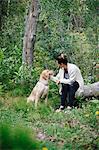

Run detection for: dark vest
[[64, 69, 69, 79], [62, 69, 69, 86]]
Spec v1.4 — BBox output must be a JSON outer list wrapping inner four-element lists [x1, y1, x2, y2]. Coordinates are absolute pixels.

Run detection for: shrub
[[0, 123, 40, 150]]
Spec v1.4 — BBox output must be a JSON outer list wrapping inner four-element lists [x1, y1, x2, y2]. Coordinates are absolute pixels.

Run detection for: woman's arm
[[50, 70, 61, 82]]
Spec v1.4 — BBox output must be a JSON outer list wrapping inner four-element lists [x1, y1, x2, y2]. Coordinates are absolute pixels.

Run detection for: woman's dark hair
[[56, 54, 68, 65]]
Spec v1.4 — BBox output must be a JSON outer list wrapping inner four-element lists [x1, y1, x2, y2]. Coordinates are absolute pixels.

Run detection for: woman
[[51, 54, 84, 111]]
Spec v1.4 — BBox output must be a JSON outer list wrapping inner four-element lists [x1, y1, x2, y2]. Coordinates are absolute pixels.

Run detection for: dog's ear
[[42, 74, 48, 80], [41, 70, 49, 80]]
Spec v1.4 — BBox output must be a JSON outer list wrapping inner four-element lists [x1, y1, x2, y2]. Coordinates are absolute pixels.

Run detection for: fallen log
[[76, 82, 99, 98]]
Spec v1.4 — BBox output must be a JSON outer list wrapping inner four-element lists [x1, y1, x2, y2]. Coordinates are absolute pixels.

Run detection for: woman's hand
[[56, 80, 60, 85]]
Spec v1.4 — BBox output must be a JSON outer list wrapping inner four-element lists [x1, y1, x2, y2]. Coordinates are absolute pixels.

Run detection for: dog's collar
[[39, 80, 48, 86]]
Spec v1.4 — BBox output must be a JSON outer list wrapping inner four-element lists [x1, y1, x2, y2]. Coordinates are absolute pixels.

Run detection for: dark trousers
[[61, 81, 79, 107]]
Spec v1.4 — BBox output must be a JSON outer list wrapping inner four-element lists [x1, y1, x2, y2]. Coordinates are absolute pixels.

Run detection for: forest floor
[[0, 93, 99, 150]]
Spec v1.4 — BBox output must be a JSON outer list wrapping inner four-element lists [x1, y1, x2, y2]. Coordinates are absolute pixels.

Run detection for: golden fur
[[27, 69, 53, 108]]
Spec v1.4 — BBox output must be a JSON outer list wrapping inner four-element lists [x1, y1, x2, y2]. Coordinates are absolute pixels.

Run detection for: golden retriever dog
[[27, 69, 53, 108]]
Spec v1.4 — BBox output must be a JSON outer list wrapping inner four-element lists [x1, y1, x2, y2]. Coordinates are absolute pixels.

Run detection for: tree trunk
[[0, 0, 8, 30], [22, 0, 40, 66], [76, 82, 99, 98]]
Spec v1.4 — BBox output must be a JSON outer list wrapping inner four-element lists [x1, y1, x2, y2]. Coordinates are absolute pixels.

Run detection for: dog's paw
[[27, 98, 31, 103]]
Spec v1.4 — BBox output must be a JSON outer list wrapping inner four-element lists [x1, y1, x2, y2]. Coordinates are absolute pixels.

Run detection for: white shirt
[[51, 63, 84, 96]]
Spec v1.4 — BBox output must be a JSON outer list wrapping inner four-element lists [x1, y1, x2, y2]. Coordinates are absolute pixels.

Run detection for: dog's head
[[40, 69, 54, 80]]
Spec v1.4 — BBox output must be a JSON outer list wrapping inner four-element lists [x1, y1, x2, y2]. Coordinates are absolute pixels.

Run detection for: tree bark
[[22, 0, 40, 66], [0, 0, 8, 30]]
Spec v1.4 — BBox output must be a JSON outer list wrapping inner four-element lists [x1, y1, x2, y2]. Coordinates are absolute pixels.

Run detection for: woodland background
[[0, 0, 99, 150]]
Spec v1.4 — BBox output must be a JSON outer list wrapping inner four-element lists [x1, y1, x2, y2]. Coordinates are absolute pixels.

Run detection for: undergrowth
[[0, 94, 99, 150]]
